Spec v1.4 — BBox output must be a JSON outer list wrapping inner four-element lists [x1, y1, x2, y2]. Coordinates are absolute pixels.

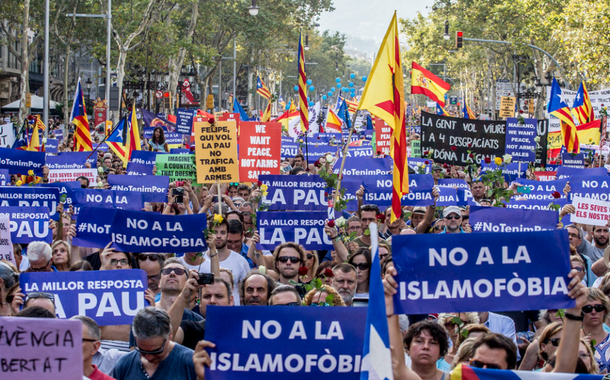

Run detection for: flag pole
[[85, 116, 124, 161], [333, 109, 360, 211]]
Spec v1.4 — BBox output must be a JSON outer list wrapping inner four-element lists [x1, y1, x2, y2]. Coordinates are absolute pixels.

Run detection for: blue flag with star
[[360, 223, 393, 380]]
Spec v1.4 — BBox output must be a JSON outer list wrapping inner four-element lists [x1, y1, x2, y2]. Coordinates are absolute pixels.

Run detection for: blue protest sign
[[506, 197, 569, 225], [107, 174, 169, 203], [556, 166, 606, 180], [143, 127, 156, 139], [339, 146, 373, 158], [561, 153, 585, 168], [336, 157, 392, 177], [20, 270, 148, 326], [130, 150, 166, 165], [357, 174, 435, 208], [480, 162, 526, 182], [470, 205, 558, 233], [257, 211, 332, 250], [260, 175, 328, 211], [176, 108, 196, 135], [0, 147, 45, 175], [438, 178, 470, 190], [408, 158, 432, 174], [126, 162, 154, 176], [0, 206, 51, 244], [170, 148, 192, 154], [303, 142, 336, 161], [165, 132, 184, 145], [72, 207, 115, 248], [45, 138, 59, 153], [511, 178, 568, 201], [46, 152, 97, 169], [434, 186, 459, 207], [109, 209, 207, 253], [92, 142, 109, 152], [568, 176, 610, 202], [204, 306, 366, 380], [0, 186, 60, 220], [39, 181, 81, 206], [71, 188, 144, 215], [504, 118, 537, 162], [0, 168, 9, 185], [392, 231, 573, 314], [281, 138, 299, 160], [53, 128, 63, 140]]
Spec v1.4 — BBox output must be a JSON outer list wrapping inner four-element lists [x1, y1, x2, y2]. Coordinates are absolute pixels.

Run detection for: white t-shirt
[[191, 250, 250, 306]]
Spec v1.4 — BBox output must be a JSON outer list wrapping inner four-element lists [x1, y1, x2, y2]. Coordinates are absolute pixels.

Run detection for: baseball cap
[[443, 206, 462, 218]]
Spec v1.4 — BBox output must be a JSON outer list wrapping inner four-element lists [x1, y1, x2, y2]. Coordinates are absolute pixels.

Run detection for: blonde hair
[[303, 287, 346, 306], [538, 321, 563, 361], [587, 287, 610, 321], [580, 338, 599, 374], [451, 337, 479, 370]]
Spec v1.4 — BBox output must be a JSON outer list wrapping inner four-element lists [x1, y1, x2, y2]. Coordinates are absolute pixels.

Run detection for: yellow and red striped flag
[[411, 62, 451, 107], [345, 98, 359, 113], [548, 77, 579, 153], [261, 100, 272, 122], [70, 78, 93, 151], [256, 76, 272, 99], [325, 107, 343, 132], [357, 11, 408, 222], [297, 33, 308, 132], [126, 107, 141, 155], [573, 81, 593, 125]]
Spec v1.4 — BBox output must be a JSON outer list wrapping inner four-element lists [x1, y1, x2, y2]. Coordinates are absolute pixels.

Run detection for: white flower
[[42, 137, 47, 144], [325, 154, 334, 163], [429, 149, 434, 154], [503, 154, 513, 164], [534, 136, 540, 143]]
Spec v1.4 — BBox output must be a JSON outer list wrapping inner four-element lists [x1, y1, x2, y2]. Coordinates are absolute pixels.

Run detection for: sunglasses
[[135, 338, 167, 355], [30, 260, 51, 272], [25, 292, 55, 304], [469, 359, 501, 370], [277, 256, 301, 264], [306, 254, 315, 260], [445, 214, 461, 220], [161, 267, 187, 276], [582, 304, 605, 313], [139, 254, 162, 261], [545, 338, 561, 347], [353, 263, 370, 271]]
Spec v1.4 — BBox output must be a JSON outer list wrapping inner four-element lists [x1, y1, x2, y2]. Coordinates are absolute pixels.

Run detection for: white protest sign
[[0, 123, 15, 148], [0, 214, 15, 265], [49, 168, 98, 186], [0, 317, 83, 380], [571, 195, 610, 226]]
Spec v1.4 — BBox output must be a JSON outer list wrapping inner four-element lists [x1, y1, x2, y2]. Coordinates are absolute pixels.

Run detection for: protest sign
[[218, 112, 241, 138], [92, 142, 108, 152], [39, 181, 80, 207], [194, 118, 239, 183], [499, 97, 516, 118], [339, 146, 374, 158], [46, 152, 97, 169], [48, 168, 98, 186], [239, 121, 282, 181], [534, 171, 557, 181], [130, 150, 165, 165], [535, 119, 549, 168], [0, 168, 9, 185], [45, 138, 59, 153], [335, 157, 392, 177], [0, 122, 15, 147], [374, 118, 391, 155], [107, 174, 169, 203], [20, 270, 147, 326], [53, 128, 64, 141], [556, 166, 606, 180], [0, 186, 60, 220], [506, 198, 569, 227], [470, 205, 558, 233], [155, 154, 197, 182], [260, 175, 328, 211], [410, 140, 421, 157], [510, 178, 568, 201], [170, 148, 192, 154], [0, 147, 45, 175], [71, 188, 144, 215], [420, 112, 506, 165], [0, 215, 15, 265], [257, 211, 333, 250], [392, 231, 573, 314], [571, 195, 610, 226], [408, 158, 432, 174], [176, 108, 196, 135], [561, 153, 585, 168], [126, 162, 154, 176], [204, 306, 366, 380], [568, 176, 610, 202], [72, 207, 115, 248], [0, 206, 51, 244], [109, 209, 207, 253], [437, 178, 470, 190], [480, 162, 527, 182], [165, 132, 185, 146], [340, 175, 435, 211], [281, 137, 299, 160], [0, 317, 83, 380], [505, 118, 537, 162]]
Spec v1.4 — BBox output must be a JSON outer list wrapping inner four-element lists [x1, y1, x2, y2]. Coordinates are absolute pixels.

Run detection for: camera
[[197, 273, 214, 285], [172, 187, 185, 203]]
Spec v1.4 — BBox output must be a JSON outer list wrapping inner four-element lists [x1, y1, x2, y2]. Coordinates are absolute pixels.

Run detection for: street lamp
[[86, 78, 92, 99], [305, 34, 309, 50], [249, 0, 259, 15], [443, 20, 450, 40]]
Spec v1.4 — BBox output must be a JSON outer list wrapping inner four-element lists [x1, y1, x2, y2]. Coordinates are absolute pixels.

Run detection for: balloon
[[331, 87, 336, 92], [349, 82, 354, 87], [309, 101, 314, 106], [350, 73, 356, 79], [362, 76, 367, 82], [309, 86, 315, 92], [327, 91, 333, 97], [306, 79, 312, 85], [285, 104, 290, 110], [322, 95, 327, 100], [335, 77, 341, 83], [294, 85, 299, 91], [337, 83, 342, 88]]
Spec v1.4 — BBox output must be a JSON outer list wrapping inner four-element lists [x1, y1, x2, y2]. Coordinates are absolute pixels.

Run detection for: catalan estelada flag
[[256, 76, 271, 99], [345, 98, 359, 113], [548, 77, 579, 153], [107, 116, 130, 166], [436, 102, 450, 116], [70, 78, 93, 151], [358, 11, 408, 222], [325, 107, 343, 132], [411, 61, 451, 107], [573, 81, 593, 125], [297, 33, 308, 132], [463, 102, 475, 119]]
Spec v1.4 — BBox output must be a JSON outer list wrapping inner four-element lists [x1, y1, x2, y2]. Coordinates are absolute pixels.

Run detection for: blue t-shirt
[[112, 342, 196, 380]]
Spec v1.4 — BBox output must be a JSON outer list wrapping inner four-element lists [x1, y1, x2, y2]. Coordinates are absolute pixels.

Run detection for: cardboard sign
[[571, 195, 610, 226], [48, 168, 98, 186], [0, 317, 83, 380], [499, 97, 516, 118], [0, 122, 15, 148], [194, 118, 239, 183], [374, 118, 391, 155], [239, 121, 282, 181], [156, 154, 197, 182]]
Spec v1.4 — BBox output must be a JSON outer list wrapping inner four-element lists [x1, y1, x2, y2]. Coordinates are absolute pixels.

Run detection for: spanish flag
[[411, 61, 451, 107], [357, 11, 408, 222], [576, 119, 601, 145], [325, 107, 343, 132]]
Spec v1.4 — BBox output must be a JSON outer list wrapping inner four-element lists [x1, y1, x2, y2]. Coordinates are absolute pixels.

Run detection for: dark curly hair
[[404, 320, 449, 359]]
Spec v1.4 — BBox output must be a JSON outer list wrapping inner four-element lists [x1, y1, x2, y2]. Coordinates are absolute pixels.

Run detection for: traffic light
[[456, 31, 463, 49]]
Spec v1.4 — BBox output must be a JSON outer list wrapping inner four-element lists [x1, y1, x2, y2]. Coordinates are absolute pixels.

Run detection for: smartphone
[[283, 165, 292, 173], [197, 273, 214, 285], [352, 297, 369, 307], [172, 187, 185, 203]]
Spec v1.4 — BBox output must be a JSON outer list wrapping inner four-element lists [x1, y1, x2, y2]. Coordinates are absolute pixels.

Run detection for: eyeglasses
[[306, 254, 315, 260], [433, 226, 444, 231], [545, 338, 561, 347], [25, 292, 55, 304], [445, 214, 461, 220], [277, 302, 301, 306], [147, 274, 161, 281], [573, 266, 584, 273], [469, 359, 501, 370], [110, 259, 129, 266], [29, 260, 51, 272], [277, 256, 301, 264], [139, 254, 162, 261], [311, 302, 330, 307], [582, 304, 605, 313], [83, 338, 99, 343], [161, 267, 187, 276], [353, 263, 370, 271], [135, 338, 167, 355]]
